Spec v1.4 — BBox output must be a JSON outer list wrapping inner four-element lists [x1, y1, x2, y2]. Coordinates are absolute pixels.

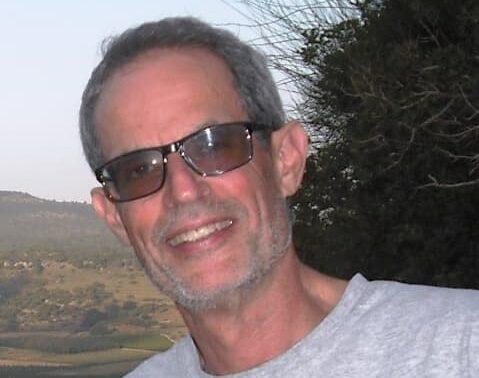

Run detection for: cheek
[[118, 202, 159, 254], [226, 161, 281, 226]]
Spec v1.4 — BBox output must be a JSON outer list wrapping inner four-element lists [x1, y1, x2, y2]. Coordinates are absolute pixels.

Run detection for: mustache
[[151, 198, 246, 245]]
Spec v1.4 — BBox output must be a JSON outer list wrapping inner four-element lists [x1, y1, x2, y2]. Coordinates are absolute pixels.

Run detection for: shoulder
[[345, 275, 479, 345], [123, 336, 198, 377], [362, 275, 479, 316], [327, 275, 479, 371]]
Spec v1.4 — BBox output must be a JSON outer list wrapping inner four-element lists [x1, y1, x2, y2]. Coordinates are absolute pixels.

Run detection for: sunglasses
[[95, 122, 267, 202]]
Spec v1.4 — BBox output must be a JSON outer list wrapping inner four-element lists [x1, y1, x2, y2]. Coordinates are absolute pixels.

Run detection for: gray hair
[[79, 16, 285, 171]]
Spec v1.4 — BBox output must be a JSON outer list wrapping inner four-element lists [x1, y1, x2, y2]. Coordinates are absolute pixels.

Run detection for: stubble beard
[[139, 195, 292, 314]]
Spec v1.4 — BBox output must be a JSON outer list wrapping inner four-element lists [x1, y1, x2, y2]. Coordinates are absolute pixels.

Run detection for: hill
[[0, 191, 186, 376], [0, 190, 131, 265], [0, 190, 185, 334]]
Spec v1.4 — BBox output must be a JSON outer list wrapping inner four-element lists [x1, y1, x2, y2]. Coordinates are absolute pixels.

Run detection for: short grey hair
[[79, 16, 285, 171]]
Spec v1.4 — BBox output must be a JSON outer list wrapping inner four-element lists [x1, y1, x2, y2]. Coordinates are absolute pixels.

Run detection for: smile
[[168, 220, 233, 247]]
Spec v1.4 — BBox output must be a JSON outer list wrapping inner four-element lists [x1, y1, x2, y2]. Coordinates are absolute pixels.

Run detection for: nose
[[162, 153, 210, 208]]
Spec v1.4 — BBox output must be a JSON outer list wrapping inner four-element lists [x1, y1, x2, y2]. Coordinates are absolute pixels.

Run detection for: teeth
[[168, 220, 233, 247]]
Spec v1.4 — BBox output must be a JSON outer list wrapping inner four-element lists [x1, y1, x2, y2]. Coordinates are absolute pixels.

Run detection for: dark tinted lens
[[103, 149, 165, 201], [183, 124, 252, 175]]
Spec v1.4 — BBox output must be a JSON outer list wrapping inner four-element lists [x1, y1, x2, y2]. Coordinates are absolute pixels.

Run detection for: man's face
[[93, 48, 292, 311]]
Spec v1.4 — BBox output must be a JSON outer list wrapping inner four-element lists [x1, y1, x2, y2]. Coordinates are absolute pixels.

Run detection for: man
[[79, 17, 479, 377]]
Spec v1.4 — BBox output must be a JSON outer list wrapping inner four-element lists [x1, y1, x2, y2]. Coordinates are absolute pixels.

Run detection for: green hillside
[[0, 191, 186, 376], [0, 191, 131, 263]]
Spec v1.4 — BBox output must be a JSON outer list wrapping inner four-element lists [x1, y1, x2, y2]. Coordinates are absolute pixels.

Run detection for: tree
[[80, 308, 108, 330], [239, 0, 479, 287]]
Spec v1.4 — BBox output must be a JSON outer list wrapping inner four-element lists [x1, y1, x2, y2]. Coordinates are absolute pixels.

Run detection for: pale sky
[[0, 0, 261, 202]]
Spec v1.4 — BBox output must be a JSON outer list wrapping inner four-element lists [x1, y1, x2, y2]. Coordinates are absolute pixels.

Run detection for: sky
[[0, 0, 260, 203]]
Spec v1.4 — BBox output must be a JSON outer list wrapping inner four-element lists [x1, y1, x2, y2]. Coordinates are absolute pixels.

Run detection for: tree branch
[[418, 174, 479, 189]]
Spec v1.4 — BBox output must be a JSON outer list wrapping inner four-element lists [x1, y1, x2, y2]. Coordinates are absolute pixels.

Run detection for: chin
[[148, 265, 263, 313]]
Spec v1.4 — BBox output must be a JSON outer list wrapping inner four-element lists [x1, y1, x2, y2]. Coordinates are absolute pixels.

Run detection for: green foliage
[[0, 332, 172, 354], [0, 272, 163, 333], [90, 321, 115, 335], [291, 0, 479, 287], [0, 367, 127, 378], [0, 334, 116, 353], [81, 309, 109, 330], [0, 274, 30, 304], [117, 333, 173, 351]]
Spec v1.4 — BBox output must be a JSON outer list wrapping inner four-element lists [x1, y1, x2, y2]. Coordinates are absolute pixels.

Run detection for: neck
[[177, 250, 347, 375]]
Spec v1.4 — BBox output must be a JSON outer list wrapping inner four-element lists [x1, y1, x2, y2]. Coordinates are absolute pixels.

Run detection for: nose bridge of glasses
[[162, 140, 206, 177]]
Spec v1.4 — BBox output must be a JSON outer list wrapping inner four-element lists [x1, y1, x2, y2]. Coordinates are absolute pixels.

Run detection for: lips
[[167, 219, 233, 247]]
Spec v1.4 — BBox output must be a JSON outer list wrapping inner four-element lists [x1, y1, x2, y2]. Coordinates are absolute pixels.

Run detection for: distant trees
[[241, 0, 479, 287], [0, 277, 160, 333], [0, 274, 30, 304]]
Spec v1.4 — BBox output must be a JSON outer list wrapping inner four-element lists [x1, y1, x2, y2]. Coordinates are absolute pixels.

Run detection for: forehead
[[94, 48, 246, 160]]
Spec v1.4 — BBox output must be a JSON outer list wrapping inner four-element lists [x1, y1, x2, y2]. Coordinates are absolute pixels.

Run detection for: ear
[[91, 187, 131, 246], [271, 121, 309, 197]]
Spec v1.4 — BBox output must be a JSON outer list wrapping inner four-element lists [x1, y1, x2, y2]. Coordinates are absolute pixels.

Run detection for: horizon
[[0, 189, 89, 203]]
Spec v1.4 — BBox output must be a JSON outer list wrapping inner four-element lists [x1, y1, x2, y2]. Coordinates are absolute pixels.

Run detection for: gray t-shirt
[[124, 274, 479, 377]]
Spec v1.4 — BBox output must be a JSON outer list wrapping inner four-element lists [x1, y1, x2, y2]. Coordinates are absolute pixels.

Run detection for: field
[[0, 329, 177, 377], [0, 262, 187, 377]]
